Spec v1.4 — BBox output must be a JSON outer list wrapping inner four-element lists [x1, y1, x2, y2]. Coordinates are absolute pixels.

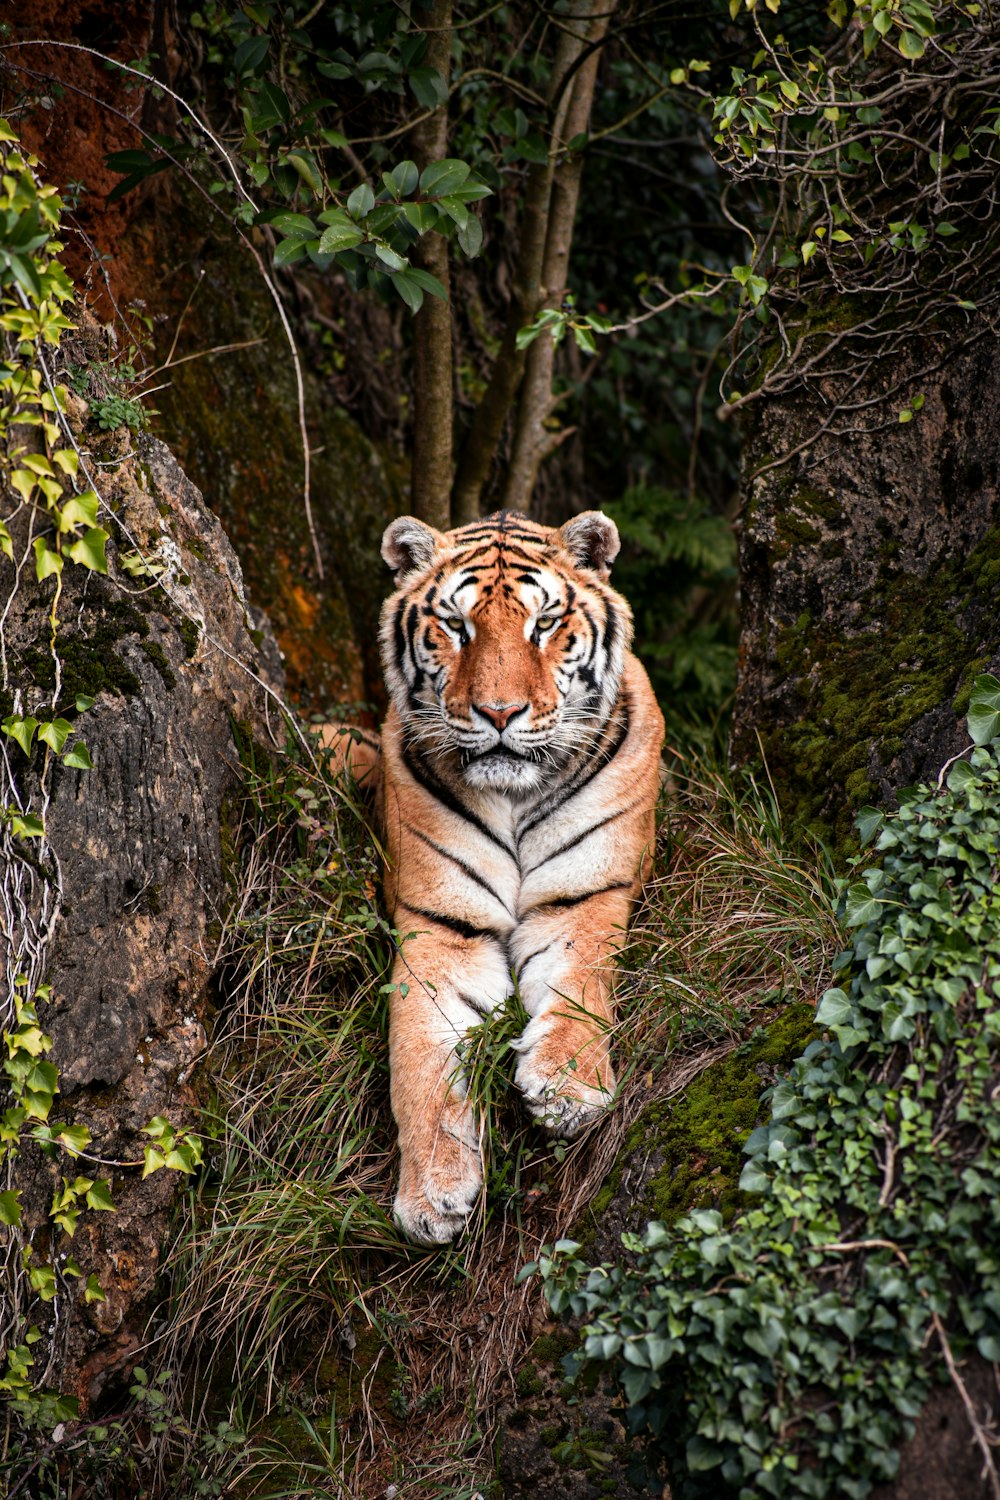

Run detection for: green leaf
[[686, 1436, 723, 1471], [845, 883, 881, 925], [270, 212, 317, 238], [59, 489, 100, 531], [409, 67, 448, 110], [401, 202, 437, 232], [419, 159, 471, 197], [347, 183, 375, 217], [968, 674, 1000, 745], [946, 758, 976, 792], [62, 741, 93, 770], [233, 33, 269, 75], [898, 30, 926, 58], [457, 215, 483, 258], [2, 715, 39, 755], [0, 1190, 22, 1226], [33, 538, 63, 581], [29, 1265, 57, 1301], [65, 526, 109, 574], [84, 1274, 106, 1305], [37, 718, 72, 754], [317, 220, 364, 254], [389, 159, 418, 197], [85, 1180, 115, 1211], [375, 243, 407, 272], [855, 806, 884, 845], [273, 237, 308, 267], [75, 695, 95, 712], [816, 987, 853, 1026], [142, 1145, 166, 1179], [392, 275, 424, 314], [57, 1124, 92, 1155], [405, 267, 448, 300]]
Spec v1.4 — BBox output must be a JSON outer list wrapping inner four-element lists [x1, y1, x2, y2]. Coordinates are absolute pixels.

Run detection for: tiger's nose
[[475, 702, 527, 732]]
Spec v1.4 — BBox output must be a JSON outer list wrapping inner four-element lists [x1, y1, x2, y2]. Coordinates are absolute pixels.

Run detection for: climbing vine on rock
[[533, 673, 1000, 1498], [0, 121, 201, 1443]]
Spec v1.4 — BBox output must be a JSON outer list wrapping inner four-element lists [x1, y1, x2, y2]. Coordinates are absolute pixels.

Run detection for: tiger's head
[[378, 509, 632, 795]]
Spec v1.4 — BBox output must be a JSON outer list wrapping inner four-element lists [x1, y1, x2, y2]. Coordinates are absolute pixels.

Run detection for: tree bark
[[409, 0, 454, 532], [451, 3, 607, 523], [731, 322, 1000, 854]]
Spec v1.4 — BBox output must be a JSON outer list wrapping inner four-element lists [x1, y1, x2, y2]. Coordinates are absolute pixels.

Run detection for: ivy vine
[[533, 673, 1000, 1498], [0, 121, 201, 1441]]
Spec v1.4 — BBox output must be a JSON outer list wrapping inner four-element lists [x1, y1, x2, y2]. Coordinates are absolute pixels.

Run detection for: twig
[[931, 1310, 1000, 1500]]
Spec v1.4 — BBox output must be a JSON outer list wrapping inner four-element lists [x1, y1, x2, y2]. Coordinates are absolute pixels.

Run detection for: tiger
[[327, 508, 664, 1246]]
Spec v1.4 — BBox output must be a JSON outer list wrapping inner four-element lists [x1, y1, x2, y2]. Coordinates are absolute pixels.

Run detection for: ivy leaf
[[85, 1180, 115, 1211], [58, 1124, 92, 1155], [2, 715, 39, 755], [844, 883, 881, 925], [686, 1436, 723, 1471], [65, 526, 109, 574], [62, 741, 93, 770], [33, 538, 63, 581], [0, 1190, 22, 1226], [815, 987, 853, 1026], [855, 806, 884, 845], [37, 718, 72, 754], [85, 1274, 106, 1304], [968, 674, 1000, 745]]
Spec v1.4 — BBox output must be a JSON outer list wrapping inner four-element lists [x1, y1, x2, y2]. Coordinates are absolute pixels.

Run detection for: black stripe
[[516, 941, 555, 978], [392, 597, 406, 670], [521, 802, 637, 876], [409, 825, 514, 915], [525, 880, 632, 914], [402, 742, 517, 859], [399, 901, 502, 942], [518, 699, 630, 839]]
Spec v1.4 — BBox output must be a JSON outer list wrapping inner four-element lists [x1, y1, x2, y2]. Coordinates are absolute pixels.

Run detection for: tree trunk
[[451, 2, 608, 523], [409, 0, 453, 531], [731, 323, 1000, 855], [500, 0, 617, 513]]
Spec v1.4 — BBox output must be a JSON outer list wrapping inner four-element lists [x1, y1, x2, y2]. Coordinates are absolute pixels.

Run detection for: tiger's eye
[[537, 615, 559, 631], [443, 616, 464, 632]]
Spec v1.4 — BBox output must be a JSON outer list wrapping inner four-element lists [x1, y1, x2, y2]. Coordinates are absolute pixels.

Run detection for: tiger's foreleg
[[388, 930, 509, 1245], [509, 889, 634, 1137]]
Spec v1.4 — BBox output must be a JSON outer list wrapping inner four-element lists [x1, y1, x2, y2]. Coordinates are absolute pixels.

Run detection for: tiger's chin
[[461, 751, 546, 796]]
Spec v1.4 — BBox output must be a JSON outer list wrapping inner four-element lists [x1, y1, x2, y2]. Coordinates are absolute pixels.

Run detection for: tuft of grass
[[149, 735, 838, 1497]]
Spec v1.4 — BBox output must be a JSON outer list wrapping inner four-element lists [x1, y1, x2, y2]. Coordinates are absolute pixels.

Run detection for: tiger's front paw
[[512, 1014, 615, 1138], [393, 1137, 483, 1247]]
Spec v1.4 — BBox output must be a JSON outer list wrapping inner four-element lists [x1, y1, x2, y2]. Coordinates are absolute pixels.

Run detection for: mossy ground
[[581, 1002, 820, 1236]]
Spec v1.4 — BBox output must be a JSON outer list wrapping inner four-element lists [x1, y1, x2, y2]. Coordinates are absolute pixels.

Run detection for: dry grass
[[155, 741, 839, 1498]]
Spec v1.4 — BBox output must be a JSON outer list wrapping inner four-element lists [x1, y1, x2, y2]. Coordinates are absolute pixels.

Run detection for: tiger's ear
[[557, 511, 620, 580], [381, 516, 445, 580]]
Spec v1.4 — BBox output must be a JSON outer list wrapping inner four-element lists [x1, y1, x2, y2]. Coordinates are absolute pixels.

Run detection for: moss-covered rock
[[577, 1003, 819, 1259], [734, 337, 1000, 855]]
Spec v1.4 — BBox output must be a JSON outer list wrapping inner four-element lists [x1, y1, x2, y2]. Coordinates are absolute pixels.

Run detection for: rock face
[[732, 334, 1000, 852], [3, 426, 281, 1407]]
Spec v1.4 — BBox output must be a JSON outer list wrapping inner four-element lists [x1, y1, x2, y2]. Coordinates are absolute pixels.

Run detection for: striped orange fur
[[334, 509, 664, 1245]]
